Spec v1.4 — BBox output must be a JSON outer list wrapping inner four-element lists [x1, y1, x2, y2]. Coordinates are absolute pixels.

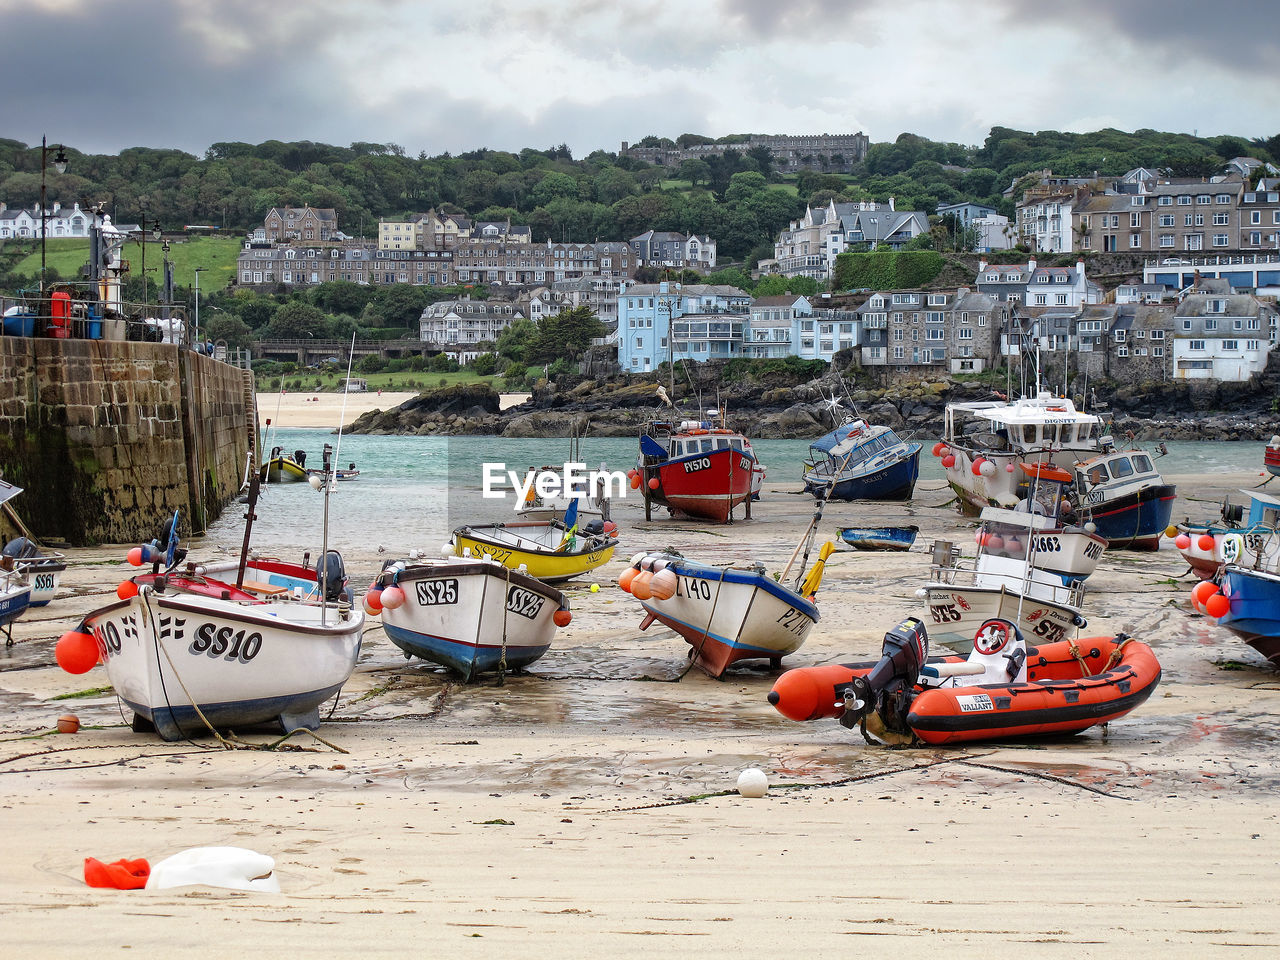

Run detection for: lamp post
[[193, 267, 205, 353], [39, 136, 69, 301]]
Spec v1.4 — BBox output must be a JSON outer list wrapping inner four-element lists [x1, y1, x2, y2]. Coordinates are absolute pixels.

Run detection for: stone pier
[[0, 338, 252, 545]]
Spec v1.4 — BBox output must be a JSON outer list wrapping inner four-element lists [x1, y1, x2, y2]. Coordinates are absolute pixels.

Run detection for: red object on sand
[[84, 857, 151, 889]]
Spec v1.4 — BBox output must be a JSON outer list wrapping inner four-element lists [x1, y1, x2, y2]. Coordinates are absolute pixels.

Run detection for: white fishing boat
[[620, 548, 831, 677], [373, 556, 570, 681], [938, 391, 1102, 513], [80, 584, 364, 740], [2, 537, 64, 607], [65, 448, 365, 741], [920, 464, 1104, 653]]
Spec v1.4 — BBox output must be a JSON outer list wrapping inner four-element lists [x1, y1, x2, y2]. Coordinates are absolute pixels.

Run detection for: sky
[[2, 0, 1277, 160]]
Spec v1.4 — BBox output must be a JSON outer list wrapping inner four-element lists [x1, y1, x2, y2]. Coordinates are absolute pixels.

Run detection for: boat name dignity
[[482, 462, 629, 503]]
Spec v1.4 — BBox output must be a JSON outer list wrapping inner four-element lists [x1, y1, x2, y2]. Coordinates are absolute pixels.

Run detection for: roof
[[751, 295, 809, 307]]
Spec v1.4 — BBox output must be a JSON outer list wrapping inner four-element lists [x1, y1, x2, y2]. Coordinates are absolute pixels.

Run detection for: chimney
[[978, 258, 988, 274], [1076, 259, 1085, 277], [888, 196, 896, 211], [1027, 257, 1037, 274]]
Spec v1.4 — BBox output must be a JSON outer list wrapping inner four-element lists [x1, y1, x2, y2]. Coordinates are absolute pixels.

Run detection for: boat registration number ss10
[[416, 578, 459, 605], [506, 586, 545, 619]]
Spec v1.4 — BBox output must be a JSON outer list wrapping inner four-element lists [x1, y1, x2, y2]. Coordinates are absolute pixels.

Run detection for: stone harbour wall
[[0, 338, 251, 545]]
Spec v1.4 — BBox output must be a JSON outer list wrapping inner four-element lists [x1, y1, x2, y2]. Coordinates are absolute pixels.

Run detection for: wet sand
[[259, 391, 531, 429], [2, 468, 1278, 955]]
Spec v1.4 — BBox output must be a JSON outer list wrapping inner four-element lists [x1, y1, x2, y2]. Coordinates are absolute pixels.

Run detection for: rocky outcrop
[[345, 369, 1280, 441]]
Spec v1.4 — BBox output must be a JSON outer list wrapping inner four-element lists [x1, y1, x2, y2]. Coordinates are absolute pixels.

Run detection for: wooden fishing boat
[[619, 549, 830, 677], [61, 457, 364, 741], [1173, 491, 1280, 580], [261, 447, 308, 483], [3, 537, 66, 607], [372, 557, 570, 680], [636, 418, 762, 523], [836, 525, 919, 551], [1073, 448, 1176, 551], [803, 420, 921, 501], [78, 583, 363, 741], [451, 518, 615, 583], [1265, 435, 1280, 479], [769, 616, 1160, 745], [921, 463, 1103, 653]]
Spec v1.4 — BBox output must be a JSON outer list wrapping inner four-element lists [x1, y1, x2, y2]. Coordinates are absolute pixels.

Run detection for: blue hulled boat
[[803, 419, 921, 501], [1217, 565, 1280, 665], [836, 525, 919, 551], [1073, 448, 1176, 551]]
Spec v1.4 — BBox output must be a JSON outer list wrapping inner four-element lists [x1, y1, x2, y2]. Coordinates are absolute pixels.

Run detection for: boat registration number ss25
[[416, 579, 459, 605], [506, 586, 545, 619]]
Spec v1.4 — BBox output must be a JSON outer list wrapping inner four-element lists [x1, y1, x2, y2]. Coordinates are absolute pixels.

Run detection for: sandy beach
[[258, 391, 531, 429], [2, 465, 1278, 956]]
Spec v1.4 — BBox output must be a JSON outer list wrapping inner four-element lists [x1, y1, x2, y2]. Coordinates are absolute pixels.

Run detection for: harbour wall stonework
[[0, 339, 252, 545]]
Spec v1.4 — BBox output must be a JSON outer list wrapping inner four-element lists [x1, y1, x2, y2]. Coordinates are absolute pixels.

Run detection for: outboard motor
[[156, 515, 186, 567], [320, 550, 347, 603], [294, 449, 307, 468], [2, 537, 42, 561], [584, 519, 605, 536], [839, 616, 929, 735]]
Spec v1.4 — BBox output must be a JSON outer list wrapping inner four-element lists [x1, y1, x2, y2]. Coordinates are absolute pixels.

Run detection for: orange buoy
[[553, 609, 572, 627]]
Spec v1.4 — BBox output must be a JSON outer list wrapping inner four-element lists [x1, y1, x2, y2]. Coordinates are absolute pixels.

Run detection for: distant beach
[[257, 390, 532, 429]]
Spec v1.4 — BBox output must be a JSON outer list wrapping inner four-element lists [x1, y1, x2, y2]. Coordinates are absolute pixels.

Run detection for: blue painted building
[[616, 282, 751, 371]]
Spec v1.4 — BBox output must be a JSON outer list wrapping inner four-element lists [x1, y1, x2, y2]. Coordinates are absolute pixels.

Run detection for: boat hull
[[0, 580, 32, 627], [639, 560, 817, 677], [836, 526, 918, 551], [263, 457, 307, 483], [1085, 483, 1176, 551], [1176, 526, 1270, 581], [379, 561, 564, 680], [453, 525, 615, 583], [806, 447, 921, 501], [770, 637, 1161, 745], [648, 447, 756, 523], [1217, 566, 1280, 664], [1265, 444, 1280, 478], [923, 582, 1083, 654], [85, 589, 363, 741]]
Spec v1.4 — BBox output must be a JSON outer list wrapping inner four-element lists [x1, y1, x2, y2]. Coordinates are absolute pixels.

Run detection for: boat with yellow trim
[[450, 519, 616, 583], [261, 446, 308, 483]]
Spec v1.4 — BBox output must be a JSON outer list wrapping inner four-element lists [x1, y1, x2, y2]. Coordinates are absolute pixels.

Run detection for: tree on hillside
[[265, 300, 327, 339], [525, 305, 607, 363]]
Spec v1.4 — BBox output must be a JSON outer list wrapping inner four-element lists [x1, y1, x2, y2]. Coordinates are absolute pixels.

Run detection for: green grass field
[[259, 367, 505, 392], [7, 235, 241, 291]]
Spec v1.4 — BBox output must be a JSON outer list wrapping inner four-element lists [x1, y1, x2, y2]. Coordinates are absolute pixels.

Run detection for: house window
[[1159, 214, 1174, 227], [1251, 232, 1262, 245], [1114, 329, 1127, 342], [1213, 212, 1229, 225], [1196, 195, 1211, 205], [1118, 345, 1129, 358], [1130, 233, 1142, 248], [958, 327, 973, 340], [1205, 319, 1218, 331], [1247, 340, 1260, 350], [1034, 294, 1047, 305], [978, 314, 987, 327], [1188, 339, 1206, 350], [1130, 212, 1141, 227], [1213, 235, 1229, 247], [1177, 196, 1192, 205], [1158, 196, 1173, 205], [1159, 234, 1175, 247], [1207, 299, 1226, 313], [1154, 346, 1164, 357], [1151, 330, 1165, 340], [1056, 294, 1068, 304], [893, 346, 904, 359], [1223, 340, 1239, 351], [1251, 211, 1262, 224]]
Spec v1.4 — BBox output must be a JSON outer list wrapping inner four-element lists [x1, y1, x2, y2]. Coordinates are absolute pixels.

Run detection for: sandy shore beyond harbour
[[1, 465, 1277, 955], [257, 390, 531, 429]]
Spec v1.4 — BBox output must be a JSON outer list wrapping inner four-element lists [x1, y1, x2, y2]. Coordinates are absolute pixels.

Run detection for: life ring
[[1047, 406, 1065, 413], [711, 429, 732, 435], [1222, 533, 1244, 564]]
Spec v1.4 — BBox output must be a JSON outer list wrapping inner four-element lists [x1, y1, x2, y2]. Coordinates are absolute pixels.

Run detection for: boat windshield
[[1110, 457, 1135, 479], [1131, 454, 1153, 473]]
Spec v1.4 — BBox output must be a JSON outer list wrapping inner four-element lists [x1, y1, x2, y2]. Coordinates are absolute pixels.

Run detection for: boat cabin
[[944, 392, 1102, 454], [669, 432, 749, 458], [807, 422, 907, 473], [1076, 450, 1161, 503], [1243, 490, 1280, 529]]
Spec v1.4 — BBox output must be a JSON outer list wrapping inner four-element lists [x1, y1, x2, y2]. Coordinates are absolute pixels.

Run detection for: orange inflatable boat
[[768, 616, 1160, 745]]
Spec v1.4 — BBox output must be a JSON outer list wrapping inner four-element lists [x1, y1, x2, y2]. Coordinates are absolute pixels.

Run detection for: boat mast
[[319, 442, 333, 626]]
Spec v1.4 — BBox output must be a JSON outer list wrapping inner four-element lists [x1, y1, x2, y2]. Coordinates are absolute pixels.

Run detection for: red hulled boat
[[637, 418, 762, 523]]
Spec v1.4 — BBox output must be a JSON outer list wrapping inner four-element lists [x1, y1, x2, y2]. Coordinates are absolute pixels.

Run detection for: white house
[[0, 201, 91, 239], [1172, 292, 1277, 381]]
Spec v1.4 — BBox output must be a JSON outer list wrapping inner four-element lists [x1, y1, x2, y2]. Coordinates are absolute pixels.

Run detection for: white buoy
[[914, 587, 928, 599], [308, 475, 322, 490], [441, 543, 454, 557], [736, 768, 768, 798]]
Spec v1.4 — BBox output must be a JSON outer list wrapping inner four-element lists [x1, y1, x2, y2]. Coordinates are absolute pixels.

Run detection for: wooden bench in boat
[[238, 579, 290, 597]]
